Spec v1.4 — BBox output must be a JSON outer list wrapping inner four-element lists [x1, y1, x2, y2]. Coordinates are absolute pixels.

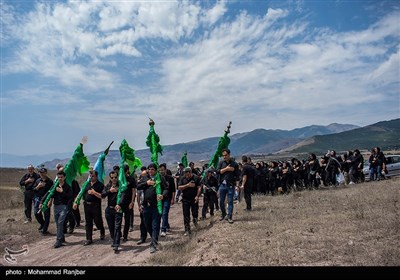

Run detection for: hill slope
[[281, 118, 400, 154]]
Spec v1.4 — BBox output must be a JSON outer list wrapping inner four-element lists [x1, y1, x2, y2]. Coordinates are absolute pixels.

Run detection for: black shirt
[[119, 175, 137, 206], [84, 180, 104, 204], [202, 174, 219, 194], [216, 159, 240, 186], [51, 183, 73, 205], [137, 174, 168, 208], [33, 176, 53, 197], [162, 174, 176, 201], [242, 163, 256, 190], [179, 174, 201, 201], [102, 182, 119, 207], [20, 172, 40, 191]]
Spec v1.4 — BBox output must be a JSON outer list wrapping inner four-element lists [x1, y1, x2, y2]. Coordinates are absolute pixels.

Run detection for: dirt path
[[1, 202, 186, 266]]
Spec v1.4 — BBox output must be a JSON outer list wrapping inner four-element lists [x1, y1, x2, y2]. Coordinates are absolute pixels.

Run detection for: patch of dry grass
[[1, 167, 399, 266], [149, 179, 400, 266]]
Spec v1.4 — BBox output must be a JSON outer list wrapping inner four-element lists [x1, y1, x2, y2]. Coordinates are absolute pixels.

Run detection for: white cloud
[[2, 1, 399, 154], [201, 0, 227, 26]]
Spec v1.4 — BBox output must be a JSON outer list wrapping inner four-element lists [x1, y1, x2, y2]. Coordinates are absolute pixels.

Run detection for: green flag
[[116, 139, 142, 206], [146, 118, 163, 215], [74, 141, 113, 206], [208, 121, 232, 170], [42, 142, 90, 212], [181, 152, 188, 167]]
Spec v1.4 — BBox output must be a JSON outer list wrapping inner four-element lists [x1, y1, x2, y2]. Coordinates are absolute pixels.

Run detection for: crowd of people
[[18, 147, 388, 253]]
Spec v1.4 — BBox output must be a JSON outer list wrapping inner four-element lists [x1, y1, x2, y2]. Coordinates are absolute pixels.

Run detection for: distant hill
[[39, 122, 358, 171], [0, 152, 71, 169], [280, 118, 400, 154]]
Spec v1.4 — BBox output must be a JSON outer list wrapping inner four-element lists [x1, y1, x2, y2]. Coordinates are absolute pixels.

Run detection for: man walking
[[216, 148, 240, 224], [19, 165, 40, 223]]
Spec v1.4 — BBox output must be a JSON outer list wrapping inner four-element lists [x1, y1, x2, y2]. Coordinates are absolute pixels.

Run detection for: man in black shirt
[[41, 171, 73, 248], [115, 165, 137, 243], [241, 156, 255, 211], [178, 167, 202, 236], [33, 168, 53, 235], [19, 165, 40, 223], [216, 148, 240, 224], [79, 170, 105, 245], [159, 163, 176, 237], [137, 163, 169, 253], [102, 171, 119, 249], [63, 179, 80, 234], [201, 169, 218, 219]]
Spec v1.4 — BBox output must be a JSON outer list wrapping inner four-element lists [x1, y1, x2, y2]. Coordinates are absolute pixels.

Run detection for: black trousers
[[129, 207, 134, 228], [83, 202, 105, 241], [113, 210, 124, 247], [202, 192, 217, 218], [120, 205, 131, 239], [73, 207, 81, 226], [244, 187, 252, 210], [105, 206, 116, 240], [24, 190, 35, 221], [139, 210, 148, 242], [182, 199, 198, 232]]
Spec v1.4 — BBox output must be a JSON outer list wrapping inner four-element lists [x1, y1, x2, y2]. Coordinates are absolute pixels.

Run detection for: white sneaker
[[160, 232, 166, 237]]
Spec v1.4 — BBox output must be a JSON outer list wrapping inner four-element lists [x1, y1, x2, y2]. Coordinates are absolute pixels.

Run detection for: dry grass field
[[0, 168, 399, 266]]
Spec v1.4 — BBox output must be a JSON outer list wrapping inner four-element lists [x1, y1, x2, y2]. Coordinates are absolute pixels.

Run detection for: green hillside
[[292, 118, 400, 153]]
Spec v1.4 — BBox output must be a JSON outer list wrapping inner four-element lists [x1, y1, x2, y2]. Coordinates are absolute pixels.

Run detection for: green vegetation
[[292, 119, 400, 154]]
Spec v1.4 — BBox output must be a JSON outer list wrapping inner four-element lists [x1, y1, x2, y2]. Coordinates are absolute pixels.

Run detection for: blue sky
[[1, 0, 399, 156]]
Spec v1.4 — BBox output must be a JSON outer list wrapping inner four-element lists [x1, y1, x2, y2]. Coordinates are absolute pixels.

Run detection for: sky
[[1, 0, 399, 156]]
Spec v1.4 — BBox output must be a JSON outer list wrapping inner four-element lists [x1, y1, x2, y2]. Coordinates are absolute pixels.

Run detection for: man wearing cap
[[19, 165, 40, 223], [178, 167, 202, 236], [33, 168, 53, 234]]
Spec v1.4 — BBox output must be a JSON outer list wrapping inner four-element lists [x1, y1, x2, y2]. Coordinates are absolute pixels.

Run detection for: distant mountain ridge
[[0, 152, 71, 169], [33, 122, 358, 171], [280, 118, 400, 154]]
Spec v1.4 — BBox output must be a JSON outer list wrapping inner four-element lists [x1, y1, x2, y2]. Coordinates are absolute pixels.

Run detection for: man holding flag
[[137, 119, 169, 253], [216, 148, 240, 224], [137, 163, 168, 253]]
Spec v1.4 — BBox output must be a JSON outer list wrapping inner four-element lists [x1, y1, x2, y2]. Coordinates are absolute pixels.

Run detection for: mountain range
[[2, 119, 398, 170]]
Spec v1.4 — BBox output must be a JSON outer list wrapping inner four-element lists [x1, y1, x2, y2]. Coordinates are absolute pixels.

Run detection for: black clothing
[[179, 174, 201, 232], [242, 163, 255, 209], [162, 174, 176, 201], [84, 180, 104, 204], [64, 180, 80, 232], [51, 183, 73, 205], [83, 180, 105, 241], [20, 172, 40, 221], [102, 182, 119, 207], [119, 175, 136, 206], [137, 174, 169, 208], [33, 176, 53, 197], [20, 172, 40, 191], [216, 159, 240, 186], [179, 174, 201, 201]]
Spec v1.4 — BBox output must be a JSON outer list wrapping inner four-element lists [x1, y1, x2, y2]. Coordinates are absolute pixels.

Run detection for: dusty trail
[[1, 203, 186, 266]]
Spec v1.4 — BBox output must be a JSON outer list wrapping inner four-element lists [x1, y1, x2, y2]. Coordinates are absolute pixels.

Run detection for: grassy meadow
[[147, 179, 400, 266]]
